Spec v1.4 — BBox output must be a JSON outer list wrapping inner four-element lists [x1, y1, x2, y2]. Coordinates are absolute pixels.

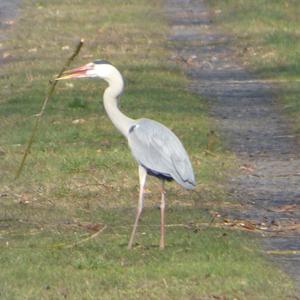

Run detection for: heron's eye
[[93, 59, 112, 65]]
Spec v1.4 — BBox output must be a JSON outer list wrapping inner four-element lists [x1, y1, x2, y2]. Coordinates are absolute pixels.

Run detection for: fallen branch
[[266, 249, 300, 255], [64, 224, 107, 249], [15, 39, 84, 179]]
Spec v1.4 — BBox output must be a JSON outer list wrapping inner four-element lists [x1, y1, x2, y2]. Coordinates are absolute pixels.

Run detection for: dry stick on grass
[[266, 249, 300, 255], [63, 224, 107, 249], [15, 39, 84, 179]]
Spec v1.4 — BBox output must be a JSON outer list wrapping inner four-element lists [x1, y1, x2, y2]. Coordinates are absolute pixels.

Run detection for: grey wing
[[128, 118, 196, 189]]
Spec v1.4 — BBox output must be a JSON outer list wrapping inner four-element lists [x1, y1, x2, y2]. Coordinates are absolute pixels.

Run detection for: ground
[[166, 0, 300, 291], [0, 0, 298, 299]]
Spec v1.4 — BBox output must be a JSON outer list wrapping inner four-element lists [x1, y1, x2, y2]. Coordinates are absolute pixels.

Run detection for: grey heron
[[57, 60, 196, 249]]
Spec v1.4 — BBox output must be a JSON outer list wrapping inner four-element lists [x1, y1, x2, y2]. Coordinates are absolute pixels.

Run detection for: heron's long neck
[[103, 70, 135, 138]]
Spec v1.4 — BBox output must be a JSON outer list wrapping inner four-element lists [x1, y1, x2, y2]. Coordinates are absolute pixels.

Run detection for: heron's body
[[128, 118, 195, 189], [58, 60, 196, 249]]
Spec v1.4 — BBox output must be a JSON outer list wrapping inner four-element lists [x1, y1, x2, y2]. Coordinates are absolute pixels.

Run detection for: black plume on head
[[93, 59, 112, 65]]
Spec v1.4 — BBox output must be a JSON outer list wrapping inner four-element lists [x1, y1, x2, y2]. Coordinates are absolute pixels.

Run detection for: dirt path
[[0, 0, 19, 65], [0, 0, 19, 37], [166, 0, 300, 291]]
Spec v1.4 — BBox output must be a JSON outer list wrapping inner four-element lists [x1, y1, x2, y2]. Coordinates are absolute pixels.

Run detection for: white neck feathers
[[103, 68, 135, 137]]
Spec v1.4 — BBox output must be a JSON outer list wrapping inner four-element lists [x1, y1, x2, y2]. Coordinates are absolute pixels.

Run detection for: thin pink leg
[[160, 180, 166, 250], [128, 166, 147, 249]]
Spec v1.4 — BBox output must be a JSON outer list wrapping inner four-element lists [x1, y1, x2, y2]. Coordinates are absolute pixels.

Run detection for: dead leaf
[[210, 211, 222, 219], [238, 220, 256, 230], [65, 83, 74, 88], [72, 118, 86, 124], [2, 52, 12, 59], [222, 218, 256, 230], [100, 140, 110, 146], [212, 295, 227, 300], [79, 223, 102, 232], [283, 223, 300, 231], [18, 192, 30, 204], [0, 147, 5, 156], [4, 20, 15, 25], [187, 55, 197, 65], [59, 287, 68, 299], [271, 204, 297, 212], [240, 163, 255, 172]]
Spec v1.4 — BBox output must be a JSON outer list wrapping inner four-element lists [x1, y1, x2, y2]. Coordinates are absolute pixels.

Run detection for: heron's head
[[57, 59, 116, 81]]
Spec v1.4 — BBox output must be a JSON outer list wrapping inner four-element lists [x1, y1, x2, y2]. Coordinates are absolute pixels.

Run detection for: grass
[[0, 0, 294, 299], [0, 210, 292, 299], [208, 0, 300, 132]]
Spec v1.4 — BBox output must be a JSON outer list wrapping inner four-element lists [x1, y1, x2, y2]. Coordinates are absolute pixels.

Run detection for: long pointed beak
[[56, 63, 91, 80]]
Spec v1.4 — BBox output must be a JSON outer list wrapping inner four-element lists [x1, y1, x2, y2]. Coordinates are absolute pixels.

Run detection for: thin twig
[[63, 224, 107, 249], [90, 175, 113, 189], [15, 39, 84, 179], [265, 249, 300, 255]]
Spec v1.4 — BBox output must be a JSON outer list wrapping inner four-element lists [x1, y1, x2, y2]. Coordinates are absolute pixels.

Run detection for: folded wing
[[128, 118, 195, 189]]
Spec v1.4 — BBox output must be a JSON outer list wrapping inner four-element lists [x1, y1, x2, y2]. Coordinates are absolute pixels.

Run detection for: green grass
[[0, 204, 293, 299], [208, 0, 300, 132], [0, 0, 294, 299]]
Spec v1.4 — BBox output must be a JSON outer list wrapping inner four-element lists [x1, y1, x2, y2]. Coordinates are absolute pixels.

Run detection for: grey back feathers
[[128, 118, 196, 189]]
